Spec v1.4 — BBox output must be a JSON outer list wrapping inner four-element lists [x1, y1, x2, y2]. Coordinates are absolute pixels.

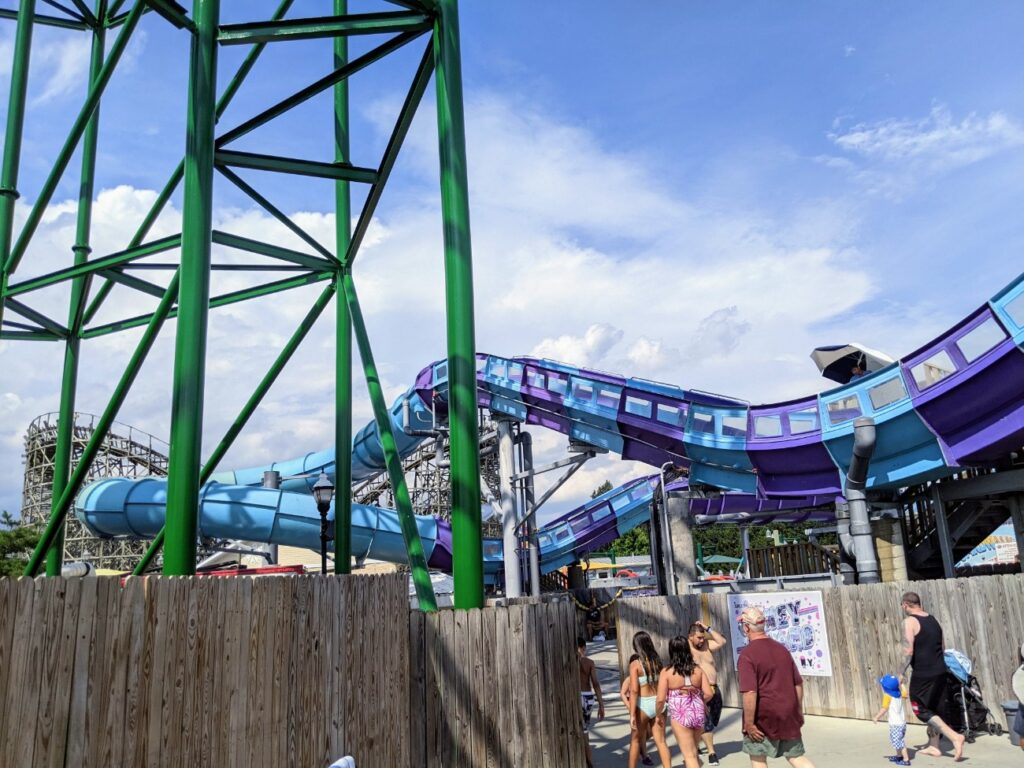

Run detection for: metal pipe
[[844, 416, 880, 584], [163, 0, 219, 576], [46, 12, 106, 576], [496, 419, 521, 597], [24, 273, 180, 576], [263, 471, 280, 564], [340, 272, 436, 610], [333, 0, 353, 575], [0, 0, 38, 334], [434, 0, 482, 609], [60, 561, 95, 578], [518, 431, 541, 597], [658, 462, 677, 595]]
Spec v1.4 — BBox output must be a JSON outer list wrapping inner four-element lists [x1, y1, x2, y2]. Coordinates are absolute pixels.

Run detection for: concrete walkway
[[583, 640, 1019, 768]]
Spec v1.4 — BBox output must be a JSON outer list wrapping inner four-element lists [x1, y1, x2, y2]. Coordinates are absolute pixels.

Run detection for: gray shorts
[[742, 735, 806, 759]]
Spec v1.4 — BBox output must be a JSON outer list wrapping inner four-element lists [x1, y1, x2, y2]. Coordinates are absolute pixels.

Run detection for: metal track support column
[[164, 0, 219, 575], [333, 0, 353, 574], [496, 419, 521, 597], [0, 0, 37, 332], [931, 486, 955, 579], [1010, 495, 1024, 575], [519, 432, 541, 597], [434, 0, 482, 609], [46, 8, 106, 576]]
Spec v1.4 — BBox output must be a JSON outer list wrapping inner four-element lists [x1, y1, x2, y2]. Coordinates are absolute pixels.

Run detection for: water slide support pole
[[497, 418, 521, 597], [0, 0, 36, 333], [434, 0, 482, 609], [333, 0, 353, 574], [845, 417, 880, 584], [263, 470, 280, 564], [519, 432, 541, 597], [931, 486, 955, 579], [47, 6, 106, 575]]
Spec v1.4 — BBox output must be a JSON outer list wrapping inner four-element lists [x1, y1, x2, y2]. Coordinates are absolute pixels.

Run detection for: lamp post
[[312, 471, 335, 575]]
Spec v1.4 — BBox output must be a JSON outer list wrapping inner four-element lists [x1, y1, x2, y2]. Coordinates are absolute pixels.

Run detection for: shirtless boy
[[578, 636, 605, 768], [688, 620, 727, 766]]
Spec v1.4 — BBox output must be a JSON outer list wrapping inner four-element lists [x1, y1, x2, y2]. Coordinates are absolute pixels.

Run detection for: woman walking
[[657, 635, 714, 768], [628, 631, 672, 768]]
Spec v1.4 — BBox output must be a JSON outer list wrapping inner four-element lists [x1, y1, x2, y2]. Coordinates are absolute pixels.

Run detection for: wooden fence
[[0, 573, 587, 768], [408, 599, 587, 768], [0, 573, 411, 768], [615, 573, 1024, 728], [748, 542, 840, 578]]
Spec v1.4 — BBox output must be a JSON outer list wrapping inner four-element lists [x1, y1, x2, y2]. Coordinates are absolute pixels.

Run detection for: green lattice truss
[[0, 0, 487, 611]]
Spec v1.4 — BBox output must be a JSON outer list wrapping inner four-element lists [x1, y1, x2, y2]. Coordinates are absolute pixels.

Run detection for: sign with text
[[727, 590, 833, 677]]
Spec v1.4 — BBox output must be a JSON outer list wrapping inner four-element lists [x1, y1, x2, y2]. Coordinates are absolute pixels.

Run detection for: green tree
[[0, 511, 40, 577]]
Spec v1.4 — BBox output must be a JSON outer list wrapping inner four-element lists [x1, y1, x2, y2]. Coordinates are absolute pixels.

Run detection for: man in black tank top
[[900, 591, 965, 760]]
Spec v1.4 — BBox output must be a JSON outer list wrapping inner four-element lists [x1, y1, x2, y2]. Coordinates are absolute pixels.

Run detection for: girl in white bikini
[[657, 635, 714, 768], [628, 631, 672, 768]]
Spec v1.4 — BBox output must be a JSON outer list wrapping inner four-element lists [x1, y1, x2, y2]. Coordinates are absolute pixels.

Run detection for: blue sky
[[2, 1, 1024, 520]]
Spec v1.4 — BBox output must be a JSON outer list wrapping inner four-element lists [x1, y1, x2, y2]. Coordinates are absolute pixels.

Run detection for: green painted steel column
[[340, 273, 437, 610], [46, 6, 107, 576], [164, 0, 219, 576], [0, 0, 37, 333], [333, 0, 353, 575], [433, 0, 483, 609]]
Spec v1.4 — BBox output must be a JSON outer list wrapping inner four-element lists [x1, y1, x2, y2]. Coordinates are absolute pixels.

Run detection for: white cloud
[[30, 35, 91, 107], [844, 45, 856, 57], [530, 323, 623, 367]]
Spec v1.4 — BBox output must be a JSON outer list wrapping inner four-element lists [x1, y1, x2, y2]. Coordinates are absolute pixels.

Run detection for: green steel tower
[[3, 0, 484, 610]]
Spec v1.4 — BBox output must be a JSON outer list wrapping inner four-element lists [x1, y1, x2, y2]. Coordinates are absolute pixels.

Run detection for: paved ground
[[583, 640, 1020, 768]]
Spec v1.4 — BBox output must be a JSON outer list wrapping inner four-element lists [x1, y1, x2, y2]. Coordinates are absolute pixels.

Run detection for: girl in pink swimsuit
[[656, 636, 714, 768]]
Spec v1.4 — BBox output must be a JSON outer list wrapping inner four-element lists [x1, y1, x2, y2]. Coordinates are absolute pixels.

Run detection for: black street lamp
[[312, 471, 335, 575]]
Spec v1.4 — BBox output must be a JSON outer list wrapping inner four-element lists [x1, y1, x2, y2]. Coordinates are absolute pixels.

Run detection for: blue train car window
[[526, 370, 545, 388], [488, 359, 507, 379], [789, 408, 818, 434], [956, 318, 1006, 362], [572, 381, 594, 401], [657, 403, 685, 426], [722, 415, 747, 437], [548, 376, 568, 396], [508, 362, 524, 381], [555, 526, 571, 541], [474, 358, 484, 371], [610, 494, 630, 511], [691, 410, 715, 434], [592, 503, 612, 521], [755, 415, 782, 437], [868, 377, 907, 410], [484, 542, 501, 557], [911, 350, 956, 390], [625, 396, 652, 417], [1006, 292, 1024, 327], [435, 362, 448, 381], [571, 516, 591, 535], [597, 387, 619, 409], [827, 395, 861, 425], [539, 534, 551, 548]]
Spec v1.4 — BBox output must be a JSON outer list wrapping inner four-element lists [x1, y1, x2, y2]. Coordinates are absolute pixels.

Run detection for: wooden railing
[[748, 541, 840, 578]]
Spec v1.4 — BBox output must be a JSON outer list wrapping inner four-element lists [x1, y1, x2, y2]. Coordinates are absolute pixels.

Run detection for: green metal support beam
[[6, 234, 182, 297], [434, 0, 483, 609], [211, 230, 335, 271], [0, 7, 89, 29], [144, 0, 192, 31], [334, 0, 352, 575], [82, 270, 331, 338], [344, 40, 433, 268], [162, 0, 219, 576], [217, 28, 425, 147], [341, 271, 436, 608], [46, 7, 106, 574], [82, 0, 295, 327], [100, 267, 167, 298], [6, 0, 145, 275], [217, 10, 431, 45], [133, 282, 336, 575], [0, 0, 37, 336], [3, 298, 69, 337], [215, 148, 378, 184], [23, 273, 180, 576], [216, 166, 334, 261]]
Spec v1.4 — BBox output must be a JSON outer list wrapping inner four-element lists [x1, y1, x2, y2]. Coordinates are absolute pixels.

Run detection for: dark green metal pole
[[333, 0, 353, 575], [340, 272, 437, 610], [133, 282, 336, 575], [163, 0, 219, 576], [433, 0, 482, 609], [0, 0, 37, 334], [46, 3, 107, 576]]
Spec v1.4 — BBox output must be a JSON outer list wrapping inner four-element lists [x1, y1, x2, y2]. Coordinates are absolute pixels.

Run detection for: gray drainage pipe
[[837, 417, 880, 584]]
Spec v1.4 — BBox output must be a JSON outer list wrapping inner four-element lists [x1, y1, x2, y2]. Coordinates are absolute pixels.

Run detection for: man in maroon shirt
[[737, 607, 817, 767]]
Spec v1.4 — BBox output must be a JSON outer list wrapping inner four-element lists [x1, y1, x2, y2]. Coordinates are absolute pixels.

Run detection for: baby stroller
[[944, 650, 1003, 742]]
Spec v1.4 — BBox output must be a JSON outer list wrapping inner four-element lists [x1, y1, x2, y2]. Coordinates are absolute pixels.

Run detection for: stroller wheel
[[990, 723, 1003, 736], [966, 734, 975, 744]]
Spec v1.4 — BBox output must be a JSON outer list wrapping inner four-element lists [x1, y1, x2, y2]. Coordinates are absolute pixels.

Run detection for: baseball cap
[[737, 606, 765, 626], [879, 675, 901, 698]]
